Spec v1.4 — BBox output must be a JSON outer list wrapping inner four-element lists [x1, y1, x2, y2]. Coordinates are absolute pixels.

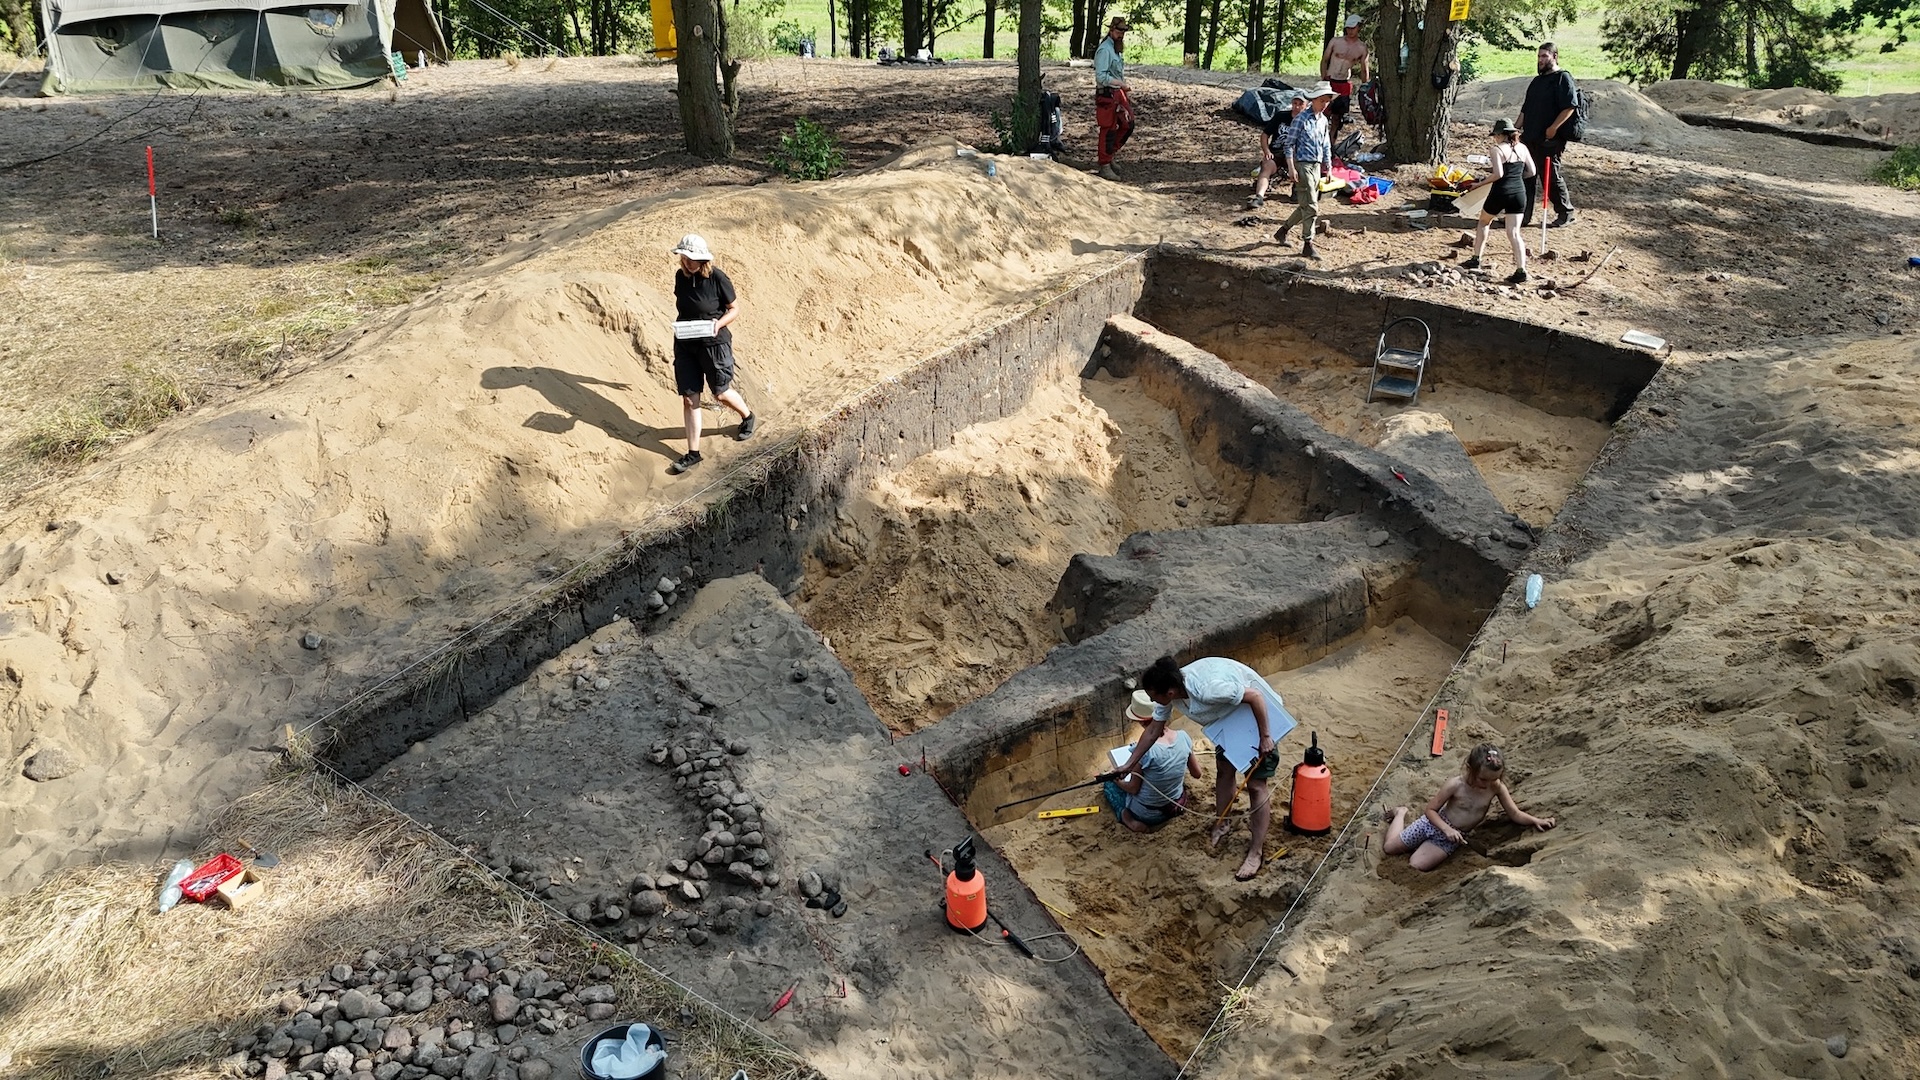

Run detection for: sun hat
[[1344, 13, 1362, 28], [1305, 81, 1336, 99], [1108, 15, 1129, 30], [671, 233, 713, 261], [1126, 690, 1156, 722], [1491, 117, 1516, 135]]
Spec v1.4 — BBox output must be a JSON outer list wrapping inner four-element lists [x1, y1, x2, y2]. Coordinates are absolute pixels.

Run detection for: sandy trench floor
[[4, 51, 1920, 1080]]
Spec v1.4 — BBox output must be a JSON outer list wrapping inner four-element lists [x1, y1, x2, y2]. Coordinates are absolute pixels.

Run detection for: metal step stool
[[1368, 316, 1431, 404]]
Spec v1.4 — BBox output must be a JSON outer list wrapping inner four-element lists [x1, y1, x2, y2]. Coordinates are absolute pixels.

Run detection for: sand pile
[[0, 142, 1185, 893], [1648, 79, 1920, 140], [1195, 334, 1920, 1077], [1453, 76, 1725, 156], [797, 374, 1244, 732]]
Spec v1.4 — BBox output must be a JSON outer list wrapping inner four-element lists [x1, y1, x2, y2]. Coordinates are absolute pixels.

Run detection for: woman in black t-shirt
[[667, 233, 756, 475]]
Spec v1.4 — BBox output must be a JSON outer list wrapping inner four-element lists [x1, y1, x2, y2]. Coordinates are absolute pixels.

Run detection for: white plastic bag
[[590, 1025, 664, 1079]]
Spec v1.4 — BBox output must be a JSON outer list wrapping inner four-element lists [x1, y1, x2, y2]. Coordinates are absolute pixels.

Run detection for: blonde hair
[[679, 256, 715, 279]]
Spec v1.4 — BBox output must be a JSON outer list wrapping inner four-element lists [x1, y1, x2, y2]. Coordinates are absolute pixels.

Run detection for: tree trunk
[[1202, 0, 1223, 68], [567, 0, 585, 53], [983, 0, 996, 57], [1322, 0, 1339, 56], [1376, 0, 1459, 164], [1182, 0, 1202, 64], [1082, 0, 1110, 60], [716, 0, 741, 115], [1013, 0, 1043, 151], [671, 0, 734, 159], [1272, 0, 1288, 70], [903, 0, 924, 55], [1744, 9, 1758, 84], [1070, 0, 1087, 59], [828, 0, 838, 56], [1245, 0, 1265, 72]]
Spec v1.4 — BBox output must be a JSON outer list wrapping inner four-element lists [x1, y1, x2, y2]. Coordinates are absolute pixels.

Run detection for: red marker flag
[[146, 146, 158, 238]]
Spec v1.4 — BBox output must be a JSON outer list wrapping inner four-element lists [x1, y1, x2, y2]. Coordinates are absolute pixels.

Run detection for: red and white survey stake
[[1539, 156, 1551, 255], [146, 145, 157, 239]]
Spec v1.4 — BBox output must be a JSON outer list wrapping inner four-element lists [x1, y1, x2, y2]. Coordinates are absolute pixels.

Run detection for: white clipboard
[[672, 319, 718, 340]]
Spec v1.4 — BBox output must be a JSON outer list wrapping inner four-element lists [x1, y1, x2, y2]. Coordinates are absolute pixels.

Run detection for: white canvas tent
[[39, 0, 449, 93]]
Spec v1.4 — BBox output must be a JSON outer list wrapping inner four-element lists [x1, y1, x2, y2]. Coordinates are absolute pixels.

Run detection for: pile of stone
[[227, 943, 636, 1080], [480, 737, 780, 950]]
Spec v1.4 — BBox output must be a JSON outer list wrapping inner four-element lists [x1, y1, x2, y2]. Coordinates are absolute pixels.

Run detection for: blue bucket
[[578, 1024, 666, 1080]]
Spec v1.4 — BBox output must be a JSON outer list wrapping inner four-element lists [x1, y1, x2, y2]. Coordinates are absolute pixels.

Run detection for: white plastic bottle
[[157, 858, 194, 913]]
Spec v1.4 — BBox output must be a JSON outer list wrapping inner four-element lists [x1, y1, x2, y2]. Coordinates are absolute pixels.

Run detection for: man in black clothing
[[1516, 42, 1577, 228]]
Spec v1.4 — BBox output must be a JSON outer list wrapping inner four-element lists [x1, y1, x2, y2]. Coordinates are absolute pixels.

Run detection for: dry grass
[[0, 765, 816, 1080], [11, 362, 195, 467]]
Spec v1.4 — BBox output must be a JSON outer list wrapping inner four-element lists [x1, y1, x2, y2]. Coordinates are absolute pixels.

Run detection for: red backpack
[[1357, 79, 1385, 125]]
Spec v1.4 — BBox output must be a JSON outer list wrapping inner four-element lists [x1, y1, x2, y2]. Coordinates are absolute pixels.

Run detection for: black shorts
[[673, 337, 736, 397], [1221, 746, 1283, 781], [1484, 185, 1528, 216]]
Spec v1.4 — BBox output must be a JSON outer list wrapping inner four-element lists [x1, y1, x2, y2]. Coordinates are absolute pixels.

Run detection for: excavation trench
[[319, 251, 1660, 1073]]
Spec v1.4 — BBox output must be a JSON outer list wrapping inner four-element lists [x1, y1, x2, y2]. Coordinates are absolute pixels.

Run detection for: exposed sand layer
[[1453, 76, 1731, 155], [1197, 334, 1920, 1077], [1647, 79, 1920, 140], [796, 375, 1246, 733], [0, 144, 1184, 893], [987, 617, 1459, 1058], [1190, 322, 1609, 528]]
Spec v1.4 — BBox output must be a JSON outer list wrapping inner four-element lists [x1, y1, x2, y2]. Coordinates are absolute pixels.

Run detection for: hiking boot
[[1548, 211, 1576, 228], [1461, 256, 1482, 270], [1507, 268, 1530, 284], [735, 413, 757, 441], [1302, 240, 1320, 260], [1274, 224, 1291, 245], [668, 450, 703, 475], [1098, 164, 1121, 181]]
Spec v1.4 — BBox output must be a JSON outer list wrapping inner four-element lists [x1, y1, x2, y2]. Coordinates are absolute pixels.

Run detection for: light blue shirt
[[1153, 657, 1272, 727], [1094, 37, 1125, 88], [1288, 108, 1330, 167], [1133, 730, 1193, 812]]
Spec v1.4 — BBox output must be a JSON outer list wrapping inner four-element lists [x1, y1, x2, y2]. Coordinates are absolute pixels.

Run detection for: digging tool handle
[[993, 773, 1117, 813]]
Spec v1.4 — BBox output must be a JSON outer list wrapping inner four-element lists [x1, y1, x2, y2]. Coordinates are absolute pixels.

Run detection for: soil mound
[[0, 141, 1183, 893], [1454, 76, 1721, 155], [1648, 79, 1920, 140]]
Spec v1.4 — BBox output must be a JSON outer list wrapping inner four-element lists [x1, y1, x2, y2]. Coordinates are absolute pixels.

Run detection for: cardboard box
[[215, 867, 267, 910]]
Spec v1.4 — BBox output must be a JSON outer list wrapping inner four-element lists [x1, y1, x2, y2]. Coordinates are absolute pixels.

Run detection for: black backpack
[[1034, 91, 1065, 156], [1563, 81, 1590, 142]]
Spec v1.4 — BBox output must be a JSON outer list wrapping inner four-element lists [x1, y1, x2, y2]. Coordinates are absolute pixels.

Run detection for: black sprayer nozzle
[[1304, 731, 1325, 767], [952, 835, 978, 882]]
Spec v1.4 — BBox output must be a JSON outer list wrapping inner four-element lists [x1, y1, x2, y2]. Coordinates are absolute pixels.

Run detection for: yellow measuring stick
[[1035, 805, 1103, 820], [1039, 898, 1106, 938]]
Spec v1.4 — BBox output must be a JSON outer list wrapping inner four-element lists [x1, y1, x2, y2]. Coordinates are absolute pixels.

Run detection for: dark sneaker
[[1548, 212, 1576, 228], [735, 413, 757, 441], [1246, 194, 1265, 209], [668, 451, 703, 475], [1461, 256, 1483, 270], [1507, 268, 1530, 283], [1302, 240, 1320, 260]]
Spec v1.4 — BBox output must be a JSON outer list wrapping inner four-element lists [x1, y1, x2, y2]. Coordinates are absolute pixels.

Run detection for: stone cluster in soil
[[225, 942, 650, 1080]]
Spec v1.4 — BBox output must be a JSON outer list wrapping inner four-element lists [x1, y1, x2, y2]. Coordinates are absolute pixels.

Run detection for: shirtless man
[[1382, 744, 1555, 871], [1321, 14, 1371, 144]]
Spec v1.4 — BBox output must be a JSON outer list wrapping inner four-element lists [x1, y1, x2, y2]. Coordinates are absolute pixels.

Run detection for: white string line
[[288, 251, 1148, 747], [0, 37, 47, 91], [1169, 374, 1650, 1075]]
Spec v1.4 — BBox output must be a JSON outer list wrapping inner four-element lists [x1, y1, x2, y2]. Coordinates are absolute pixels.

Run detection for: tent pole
[[248, 9, 263, 83]]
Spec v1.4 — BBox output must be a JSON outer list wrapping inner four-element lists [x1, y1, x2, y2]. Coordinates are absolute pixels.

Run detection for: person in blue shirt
[[1138, 655, 1298, 880], [1273, 82, 1334, 260], [1248, 93, 1307, 209], [1105, 691, 1203, 832], [1092, 17, 1134, 181]]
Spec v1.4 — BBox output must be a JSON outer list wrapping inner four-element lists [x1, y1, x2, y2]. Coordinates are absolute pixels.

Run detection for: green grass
[[16, 364, 195, 466], [1872, 144, 1920, 189], [761, 0, 1920, 94]]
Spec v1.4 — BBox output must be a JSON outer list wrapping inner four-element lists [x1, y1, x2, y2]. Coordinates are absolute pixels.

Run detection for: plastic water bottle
[[987, 161, 997, 178], [1909, 256, 1920, 268], [157, 858, 194, 913]]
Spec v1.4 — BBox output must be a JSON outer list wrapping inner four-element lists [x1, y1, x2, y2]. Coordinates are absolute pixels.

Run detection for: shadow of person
[[480, 366, 679, 462]]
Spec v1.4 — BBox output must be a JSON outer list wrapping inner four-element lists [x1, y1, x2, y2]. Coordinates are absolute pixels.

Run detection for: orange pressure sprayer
[[944, 836, 989, 932], [1286, 732, 1332, 835]]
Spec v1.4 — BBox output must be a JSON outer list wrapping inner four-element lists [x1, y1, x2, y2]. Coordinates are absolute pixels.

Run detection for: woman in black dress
[[667, 234, 755, 475], [1464, 119, 1537, 284]]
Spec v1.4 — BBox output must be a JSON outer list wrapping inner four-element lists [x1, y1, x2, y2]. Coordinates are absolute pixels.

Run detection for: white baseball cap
[[671, 233, 713, 261], [1344, 13, 1362, 27]]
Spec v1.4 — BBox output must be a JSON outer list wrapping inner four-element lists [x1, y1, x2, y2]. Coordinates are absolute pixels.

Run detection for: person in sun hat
[[1272, 82, 1336, 260], [1101, 690, 1202, 833], [1092, 16, 1135, 181], [666, 233, 756, 475], [1464, 118, 1537, 284], [1321, 13, 1371, 144]]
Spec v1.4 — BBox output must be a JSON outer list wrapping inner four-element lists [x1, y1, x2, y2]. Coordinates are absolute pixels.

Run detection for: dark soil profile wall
[[1137, 251, 1663, 423]]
